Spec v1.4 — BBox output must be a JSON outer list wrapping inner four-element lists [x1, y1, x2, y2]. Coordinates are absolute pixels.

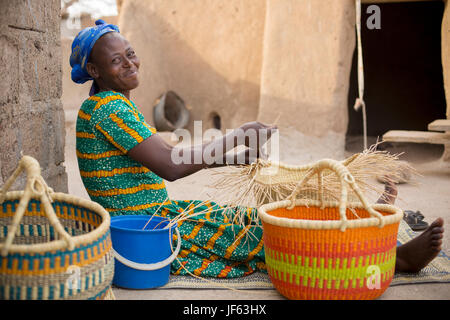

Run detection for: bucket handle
[[285, 158, 384, 232], [111, 228, 181, 271]]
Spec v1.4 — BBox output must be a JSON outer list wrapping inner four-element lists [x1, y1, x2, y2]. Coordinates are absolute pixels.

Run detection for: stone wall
[[0, 0, 67, 191]]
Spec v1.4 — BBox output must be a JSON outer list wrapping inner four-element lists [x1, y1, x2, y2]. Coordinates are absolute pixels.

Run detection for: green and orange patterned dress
[[76, 90, 266, 278]]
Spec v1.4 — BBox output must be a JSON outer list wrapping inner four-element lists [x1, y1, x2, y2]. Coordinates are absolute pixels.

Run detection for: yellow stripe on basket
[[0, 238, 112, 276], [87, 182, 166, 197], [265, 247, 396, 288], [76, 131, 96, 139], [78, 110, 92, 121], [95, 124, 128, 154], [80, 166, 150, 178], [109, 113, 144, 143], [76, 149, 123, 159]]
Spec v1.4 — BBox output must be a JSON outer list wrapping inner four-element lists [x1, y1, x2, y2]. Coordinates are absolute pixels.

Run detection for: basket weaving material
[[258, 159, 403, 300], [209, 148, 415, 229], [0, 156, 113, 300]]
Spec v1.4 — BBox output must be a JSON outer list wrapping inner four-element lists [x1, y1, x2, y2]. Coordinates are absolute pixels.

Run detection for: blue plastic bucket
[[110, 215, 180, 289]]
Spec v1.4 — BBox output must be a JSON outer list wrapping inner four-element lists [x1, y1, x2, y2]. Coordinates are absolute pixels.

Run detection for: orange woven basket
[[258, 159, 403, 300]]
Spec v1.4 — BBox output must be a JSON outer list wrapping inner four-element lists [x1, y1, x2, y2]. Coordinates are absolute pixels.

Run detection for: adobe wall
[[0, 0, 67, 191], [117, 0, 266, 132], [67, 1, 450, 164], [258, 0, 356, 162], [115, 0, 355, 162]]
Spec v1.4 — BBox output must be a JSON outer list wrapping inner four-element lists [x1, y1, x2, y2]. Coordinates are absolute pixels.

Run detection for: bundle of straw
[[141, 144, 417, 261], [208, 143, 417, 227]]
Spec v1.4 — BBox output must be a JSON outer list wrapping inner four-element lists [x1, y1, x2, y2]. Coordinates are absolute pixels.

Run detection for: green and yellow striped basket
[[258, 159, 403, 300], [0, 156, 114, 300]]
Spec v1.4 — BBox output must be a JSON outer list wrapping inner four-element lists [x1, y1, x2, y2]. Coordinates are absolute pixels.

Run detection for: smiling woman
[[68, 20, 279, 279], [86, 32, 140, 98], [69, 19, 444, 281]]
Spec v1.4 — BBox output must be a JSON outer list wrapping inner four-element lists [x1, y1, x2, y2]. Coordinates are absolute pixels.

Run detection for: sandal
[[403, 210, 429, 231]]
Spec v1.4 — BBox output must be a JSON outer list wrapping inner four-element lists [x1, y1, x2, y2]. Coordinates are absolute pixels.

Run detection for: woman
[[70, 20, 444, 278]]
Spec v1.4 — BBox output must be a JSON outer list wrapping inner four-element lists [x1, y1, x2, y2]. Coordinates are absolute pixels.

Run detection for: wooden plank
[[382, 130, 450, 144], [428, 119, 450, 132]]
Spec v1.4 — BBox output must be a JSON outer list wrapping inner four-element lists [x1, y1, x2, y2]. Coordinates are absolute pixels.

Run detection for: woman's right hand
[[235, 121, 278, 151]]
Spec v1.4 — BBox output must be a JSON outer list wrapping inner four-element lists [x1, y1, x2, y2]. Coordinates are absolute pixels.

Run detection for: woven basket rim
[[0, 191, 110, 254], [258, 199, 403, 230]]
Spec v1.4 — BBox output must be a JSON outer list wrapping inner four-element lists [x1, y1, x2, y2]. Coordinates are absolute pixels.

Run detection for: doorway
[[346, 1, 447, 149]]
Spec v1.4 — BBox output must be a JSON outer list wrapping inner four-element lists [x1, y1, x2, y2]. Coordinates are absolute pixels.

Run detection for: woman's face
[[87, 32, 140, 93]]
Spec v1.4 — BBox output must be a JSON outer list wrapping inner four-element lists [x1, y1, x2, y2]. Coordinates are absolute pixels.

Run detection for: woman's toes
[[430, 218, 444, 228], [431, 239, 442, 247], [431, 226, 444, 234], [431, 233, 443, 240]]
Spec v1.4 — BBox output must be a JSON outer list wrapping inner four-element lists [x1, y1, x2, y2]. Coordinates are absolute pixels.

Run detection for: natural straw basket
[[258, 159, 403, 300], [0, 156, 114, 300]]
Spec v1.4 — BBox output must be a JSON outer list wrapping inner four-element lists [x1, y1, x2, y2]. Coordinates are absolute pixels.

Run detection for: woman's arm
[[127, 122, 277, 181]]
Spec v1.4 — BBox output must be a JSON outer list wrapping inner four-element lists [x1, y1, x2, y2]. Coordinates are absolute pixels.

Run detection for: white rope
[[354, 0, 368, 150]]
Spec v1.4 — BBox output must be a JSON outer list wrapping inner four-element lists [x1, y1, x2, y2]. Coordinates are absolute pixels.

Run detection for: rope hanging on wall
[[354, 0, 368, 150]]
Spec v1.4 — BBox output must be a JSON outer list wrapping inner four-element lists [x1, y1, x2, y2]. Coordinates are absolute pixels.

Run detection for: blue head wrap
[[70, 19, 120, 85]]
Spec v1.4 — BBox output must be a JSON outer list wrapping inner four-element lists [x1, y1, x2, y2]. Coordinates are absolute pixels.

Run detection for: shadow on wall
[[118, 0, 262, 133]]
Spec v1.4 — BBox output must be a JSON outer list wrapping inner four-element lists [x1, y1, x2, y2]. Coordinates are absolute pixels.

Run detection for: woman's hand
[[234, 121, 277, 157], [128, 121, 277, 181]]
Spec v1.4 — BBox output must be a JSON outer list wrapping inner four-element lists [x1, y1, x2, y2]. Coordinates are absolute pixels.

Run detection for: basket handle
[[285, 158, 384, 231], [0, 156, 75, 256]]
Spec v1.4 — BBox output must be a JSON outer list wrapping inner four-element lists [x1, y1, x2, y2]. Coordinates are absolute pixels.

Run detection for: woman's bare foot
[[395, 218, 445, 273], [375, 178, 445, 273]]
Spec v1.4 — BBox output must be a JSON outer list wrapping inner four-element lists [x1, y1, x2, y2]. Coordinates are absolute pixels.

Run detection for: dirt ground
[[64, 111, 449, 300]]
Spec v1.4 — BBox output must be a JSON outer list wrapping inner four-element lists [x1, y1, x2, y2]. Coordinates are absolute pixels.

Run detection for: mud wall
[[115, 0, 355, 162], [117, 0, 266, 133], [257, 0, 355, 162]]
